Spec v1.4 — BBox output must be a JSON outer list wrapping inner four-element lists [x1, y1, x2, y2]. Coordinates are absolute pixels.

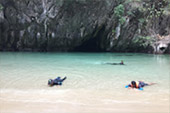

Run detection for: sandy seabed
[[0, 100, 169, 113], [0, 89, 169, 113]]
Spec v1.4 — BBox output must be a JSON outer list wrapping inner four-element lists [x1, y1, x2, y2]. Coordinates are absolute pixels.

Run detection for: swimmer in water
[[106, 60, 124, 65], [126, 81, 156, 90], [48, 76, 67, 86]]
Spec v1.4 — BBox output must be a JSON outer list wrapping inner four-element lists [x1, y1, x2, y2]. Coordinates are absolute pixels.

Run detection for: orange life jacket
[[135, 81, 139, 88], [131, 81, 139, 88]]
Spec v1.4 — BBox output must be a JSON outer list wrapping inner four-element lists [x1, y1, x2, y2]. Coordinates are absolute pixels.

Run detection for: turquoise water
[[0, 52, 170, 112]]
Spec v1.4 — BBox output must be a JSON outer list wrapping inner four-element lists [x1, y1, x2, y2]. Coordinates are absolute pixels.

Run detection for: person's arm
[[125, 84, 131, 88], [61, 77, 67, 82]]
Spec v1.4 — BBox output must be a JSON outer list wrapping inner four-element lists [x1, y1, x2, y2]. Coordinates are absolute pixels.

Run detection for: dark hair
[[48, 79, 54, 86], [131, 81, 136, 87]]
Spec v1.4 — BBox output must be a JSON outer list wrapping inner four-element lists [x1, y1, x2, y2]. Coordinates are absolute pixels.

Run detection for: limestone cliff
[[0, 0, 170, 53]]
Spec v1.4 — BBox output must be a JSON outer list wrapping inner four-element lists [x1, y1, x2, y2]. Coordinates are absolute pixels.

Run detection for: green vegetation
[[112, 29, 115, 33], [133, 36, 155, 48], [125, 0, 141, 4], [114, 4, 124, 18], [127, 11, 135, 17], [0, 4, 3, 11], [164, 1, 170, 14], [138, 0, 169, 22], [114, 4, 126, 25], [125, 0, 169, 23], [138, 18, 145, 24], [112, 0, 169, 48], [113, 0, 168, 25]]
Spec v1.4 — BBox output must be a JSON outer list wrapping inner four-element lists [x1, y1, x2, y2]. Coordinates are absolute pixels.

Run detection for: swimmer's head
[[131, 81, 136, 88], [121, 60, 124, 64], [48, 79, 54, 86]]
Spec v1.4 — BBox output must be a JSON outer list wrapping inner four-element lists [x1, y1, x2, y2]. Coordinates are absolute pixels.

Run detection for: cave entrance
[[159, 47, 165, 51], [74, 26, 105, 52]]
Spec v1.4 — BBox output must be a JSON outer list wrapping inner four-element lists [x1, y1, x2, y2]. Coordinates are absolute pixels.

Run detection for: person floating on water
[[106, 60, 124, 65], [48, 76, 67, 86], [125, 81, 156, 90], [120, 60, 124, 65]]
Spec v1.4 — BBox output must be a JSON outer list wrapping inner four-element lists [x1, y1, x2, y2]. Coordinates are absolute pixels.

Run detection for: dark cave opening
[[73, 26, 105, 52], [159, 47, 166, 51]]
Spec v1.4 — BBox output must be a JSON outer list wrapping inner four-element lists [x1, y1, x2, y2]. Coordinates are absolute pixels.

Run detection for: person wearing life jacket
[[126, 81, 156, 90], [48, 76, 67, 86], [129, 81, 145, 89]]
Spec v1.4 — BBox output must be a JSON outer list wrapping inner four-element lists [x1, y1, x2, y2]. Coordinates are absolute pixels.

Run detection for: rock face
[[0, 0, 170, 53], [153, 35, 170, 54]]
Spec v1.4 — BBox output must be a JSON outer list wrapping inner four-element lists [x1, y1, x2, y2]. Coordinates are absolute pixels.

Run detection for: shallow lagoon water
[[0, 52, 169, 112]]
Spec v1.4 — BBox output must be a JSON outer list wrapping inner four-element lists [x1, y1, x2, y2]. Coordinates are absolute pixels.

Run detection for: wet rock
[[0, 0, 169, 53], [153, 35, 170, 54]]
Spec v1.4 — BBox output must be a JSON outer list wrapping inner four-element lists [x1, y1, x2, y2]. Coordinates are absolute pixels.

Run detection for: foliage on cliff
[[0, 0, 169, 53], [110, 0, 170, 53]]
